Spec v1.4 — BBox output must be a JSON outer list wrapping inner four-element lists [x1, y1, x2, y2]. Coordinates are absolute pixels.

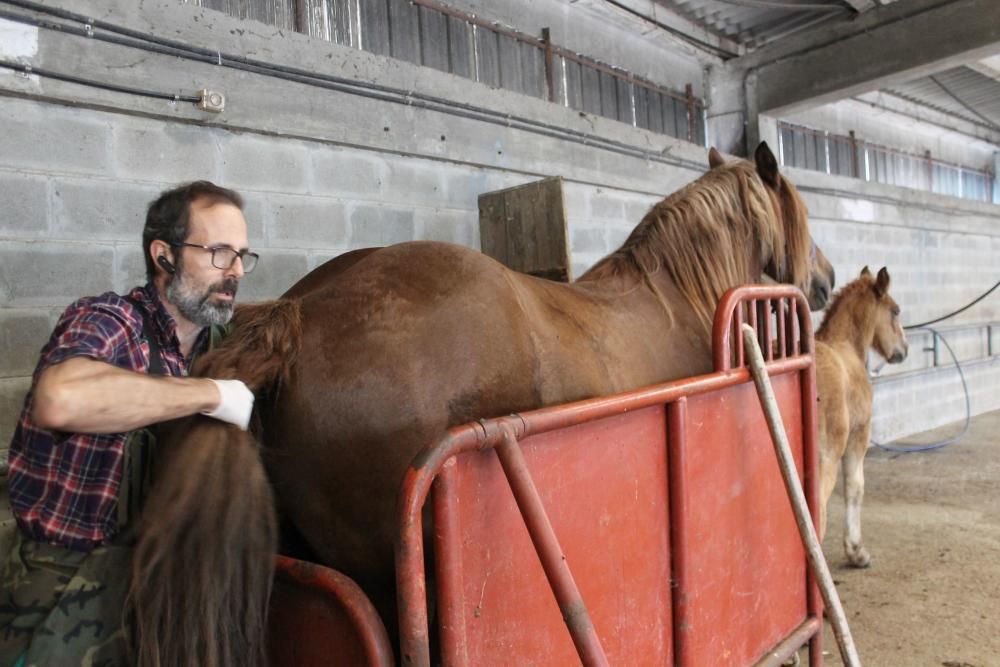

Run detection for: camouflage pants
[[0, 528, 132, 667]]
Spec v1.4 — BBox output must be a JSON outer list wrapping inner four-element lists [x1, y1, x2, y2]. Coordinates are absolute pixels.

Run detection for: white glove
[[202, 379, 255, 430]]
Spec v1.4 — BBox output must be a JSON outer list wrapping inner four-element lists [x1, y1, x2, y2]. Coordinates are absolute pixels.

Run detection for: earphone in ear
[[157, 255, 176, 275]]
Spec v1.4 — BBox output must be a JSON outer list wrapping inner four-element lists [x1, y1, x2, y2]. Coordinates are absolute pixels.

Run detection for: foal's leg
[[841, 425, 872, 568]]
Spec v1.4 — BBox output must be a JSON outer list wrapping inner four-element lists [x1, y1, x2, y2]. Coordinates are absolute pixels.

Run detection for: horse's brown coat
[[816, 266, 907, 568], [130, 143, 834, 664]]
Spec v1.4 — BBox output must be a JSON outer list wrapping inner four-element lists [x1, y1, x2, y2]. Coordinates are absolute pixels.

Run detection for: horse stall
[[267, 284, 824, 667]]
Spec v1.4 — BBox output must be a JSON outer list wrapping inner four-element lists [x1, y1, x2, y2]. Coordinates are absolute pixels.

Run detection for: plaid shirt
[[7, 284, 210, 552]]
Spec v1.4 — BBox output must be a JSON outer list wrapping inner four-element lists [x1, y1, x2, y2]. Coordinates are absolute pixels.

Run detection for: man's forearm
[[33, 357, 221, 434]]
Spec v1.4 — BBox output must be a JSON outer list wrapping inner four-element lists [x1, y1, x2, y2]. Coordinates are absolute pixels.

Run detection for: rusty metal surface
[[396, 284, 823, 666], [269, 555, 394, 666]]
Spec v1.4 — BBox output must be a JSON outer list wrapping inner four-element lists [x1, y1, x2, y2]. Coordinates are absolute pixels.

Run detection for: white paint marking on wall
[[0, 18, 40, 86], [0, 18, 38, 60], [839, 198, 875, 223]]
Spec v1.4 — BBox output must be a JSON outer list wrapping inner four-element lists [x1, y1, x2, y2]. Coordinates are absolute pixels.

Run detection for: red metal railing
[[395, 285, 821, 666]]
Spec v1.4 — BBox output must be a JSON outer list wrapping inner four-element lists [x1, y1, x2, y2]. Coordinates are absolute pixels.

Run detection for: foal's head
[[863, 266, 908, 363]]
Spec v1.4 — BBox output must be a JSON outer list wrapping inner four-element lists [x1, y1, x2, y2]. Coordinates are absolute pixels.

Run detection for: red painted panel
[[437, 405, 672, 666], [268, 557, 394, 666], [673, 374, 807, 665]]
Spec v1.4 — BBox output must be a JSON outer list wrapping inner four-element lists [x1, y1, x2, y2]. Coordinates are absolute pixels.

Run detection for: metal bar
[[778, 298, 787, 359], [541, 27, 555, 103], [988, 324, 993, 357], [849, 130, 860, 179], [685, 83, 695, 143], [494, 425, 610, 667], [667, 398, 689, 666], [274, 555, 396, 666], [399, 285, 817, 664], [742, 325, 861, 667], [752, 617, 822, 667], [433, 458, 468, 667], [408, 0, 695, 106], [293, 0, 308, 34]]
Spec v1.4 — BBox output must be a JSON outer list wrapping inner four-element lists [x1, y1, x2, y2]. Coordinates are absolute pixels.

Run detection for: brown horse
[[816, 266, 908, 568], [128, 142, 834, 666]]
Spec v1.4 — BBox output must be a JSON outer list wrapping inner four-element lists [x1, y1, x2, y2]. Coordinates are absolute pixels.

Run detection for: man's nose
[[226, 256, 246, 279]]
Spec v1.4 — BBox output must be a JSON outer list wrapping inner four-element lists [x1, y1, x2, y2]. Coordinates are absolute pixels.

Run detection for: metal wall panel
[[497, 34, 524, 95], [196, 0, 706, 144], [362, 0, 391, 56], [446, 16, 473, 79], [387, 0, 421, 64], [473, 25, 501, 88], [419, 7, 450, 73]]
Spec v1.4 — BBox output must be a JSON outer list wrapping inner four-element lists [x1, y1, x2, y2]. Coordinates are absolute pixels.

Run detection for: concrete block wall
[[1, 0, 998, 453], [790, 167, 1000, 442]]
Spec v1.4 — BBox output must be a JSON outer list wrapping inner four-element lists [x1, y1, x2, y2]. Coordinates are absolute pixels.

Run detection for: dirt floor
[[814, 409, 1000, 667]]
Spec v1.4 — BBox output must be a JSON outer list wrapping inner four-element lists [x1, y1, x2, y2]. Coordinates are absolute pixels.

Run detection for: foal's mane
[[816, 273, 874, 340], [580, 159, 810, 331]]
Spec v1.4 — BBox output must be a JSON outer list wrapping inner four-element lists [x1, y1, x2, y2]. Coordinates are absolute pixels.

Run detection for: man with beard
[[0, 181, 258, 666]]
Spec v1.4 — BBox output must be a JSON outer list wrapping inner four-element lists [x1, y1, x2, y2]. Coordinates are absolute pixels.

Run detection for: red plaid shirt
[[7, 284, 210, 552]]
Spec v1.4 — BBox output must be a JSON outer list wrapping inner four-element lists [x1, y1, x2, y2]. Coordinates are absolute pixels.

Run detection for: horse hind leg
[[841, 425, 872, 568]]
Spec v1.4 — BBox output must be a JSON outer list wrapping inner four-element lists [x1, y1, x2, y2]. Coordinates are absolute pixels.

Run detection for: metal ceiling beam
[[748, 0, 1000, 114], [840, 0, 876, 12]]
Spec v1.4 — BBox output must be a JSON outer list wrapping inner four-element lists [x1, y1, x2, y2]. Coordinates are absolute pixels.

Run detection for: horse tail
[[129, 299, 302, 667]]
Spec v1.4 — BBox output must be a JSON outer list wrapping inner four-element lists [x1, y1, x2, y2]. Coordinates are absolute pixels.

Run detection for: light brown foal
[[816, 266, 908, 567]]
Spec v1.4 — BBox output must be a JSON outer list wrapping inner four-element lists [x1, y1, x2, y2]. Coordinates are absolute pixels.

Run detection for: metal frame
[[395, 285, 822, 666]]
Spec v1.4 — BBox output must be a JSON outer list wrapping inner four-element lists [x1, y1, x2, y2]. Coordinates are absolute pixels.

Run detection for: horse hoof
[[847, 549, 871, 568]]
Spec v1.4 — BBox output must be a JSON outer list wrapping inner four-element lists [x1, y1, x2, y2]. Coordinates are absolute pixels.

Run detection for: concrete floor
[[818, 409, 1000, 667]]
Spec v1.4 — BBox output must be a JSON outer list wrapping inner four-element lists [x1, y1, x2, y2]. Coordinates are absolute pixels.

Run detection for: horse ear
[[860, 266, 872, 278], [754, 142, 780, 189], [708, 147, 726, 169], [874, 266, 890, 297]]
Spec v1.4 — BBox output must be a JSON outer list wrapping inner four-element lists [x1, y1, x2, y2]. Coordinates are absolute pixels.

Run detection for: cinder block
[[350, 205, 416, 245], [268, 195, 348, 247], [0, 243, 115, 306], [416, 208, 477, 247], [381, 158, 446, 208], [220, 134, 309, 194], [589, 191, 625, 221], [310, 147, 387, 199], [115, 246, 147, 293], [0, 98, 111, 174], [238, 251, 310, 301], [571, 228, 608, 254], [0, 310, 52, 376], [0, 377, 32, 450], [440, 166, 490, 209], [113, 120, 221, 183], [238, 192, 268, 244], [51, 178, 158, 240], [0, 173, 48, 237]]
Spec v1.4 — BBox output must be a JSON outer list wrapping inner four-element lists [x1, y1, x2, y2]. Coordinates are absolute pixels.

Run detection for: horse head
[[708, 143, 834, 311], [807, 241, 835, 311], [863, 266, 908, 363]]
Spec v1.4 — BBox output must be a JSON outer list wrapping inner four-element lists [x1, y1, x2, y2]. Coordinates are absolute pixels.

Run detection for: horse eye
[[891, 306, 900, 317]]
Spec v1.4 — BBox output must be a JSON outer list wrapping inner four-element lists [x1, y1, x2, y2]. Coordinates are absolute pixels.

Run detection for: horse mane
[[816, 273, 875, 341], [129, 298, 302, 667], [579, 160, 811, 331], [195, 299, 303, 390]]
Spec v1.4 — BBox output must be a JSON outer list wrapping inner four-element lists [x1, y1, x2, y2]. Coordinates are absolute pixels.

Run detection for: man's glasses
[[170, 242, 259, 273]]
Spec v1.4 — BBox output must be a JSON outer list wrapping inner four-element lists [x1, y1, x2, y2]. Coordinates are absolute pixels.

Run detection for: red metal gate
[[395, 285, 822, 666]]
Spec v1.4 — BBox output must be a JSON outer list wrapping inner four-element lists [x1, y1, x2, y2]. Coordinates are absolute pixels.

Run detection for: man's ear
[[150, 240, 175, 276]]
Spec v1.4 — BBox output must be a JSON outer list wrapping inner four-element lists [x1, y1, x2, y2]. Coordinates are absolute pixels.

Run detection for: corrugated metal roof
[[654, 0, 861, 50], [885, 66, 1000, 130]]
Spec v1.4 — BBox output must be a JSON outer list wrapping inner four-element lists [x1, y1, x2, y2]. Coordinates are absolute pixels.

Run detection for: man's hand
[[202, 379, 255, 430]]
